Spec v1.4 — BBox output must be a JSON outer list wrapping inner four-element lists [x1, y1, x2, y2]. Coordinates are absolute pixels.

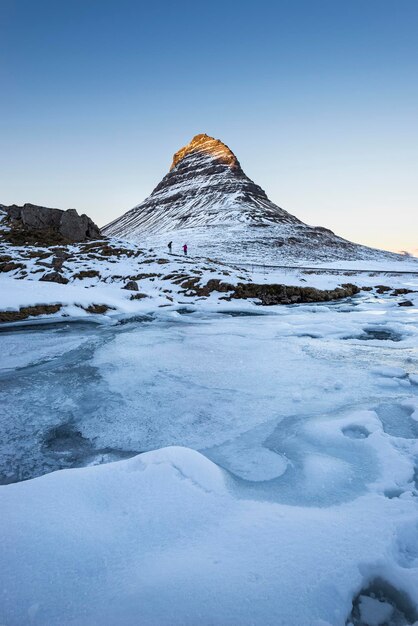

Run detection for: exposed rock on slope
[[3, 203, 101, 244], [102, 134, 409, 265]]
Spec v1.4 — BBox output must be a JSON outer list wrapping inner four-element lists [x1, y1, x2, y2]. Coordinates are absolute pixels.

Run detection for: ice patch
[[204, 440, 288, 481], [372, 366, 407, 378], [342, 424, 370, 439]]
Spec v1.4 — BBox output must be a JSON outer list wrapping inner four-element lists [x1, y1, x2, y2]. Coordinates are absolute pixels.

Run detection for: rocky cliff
[[3, 203, 101, 244]]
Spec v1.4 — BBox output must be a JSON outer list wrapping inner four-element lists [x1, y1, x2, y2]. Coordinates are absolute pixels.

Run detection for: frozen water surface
[[1, 299, 417, 489], [1, 295, 418, 624]]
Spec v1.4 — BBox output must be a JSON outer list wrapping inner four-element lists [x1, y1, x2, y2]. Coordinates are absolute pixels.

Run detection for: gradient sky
[[1, 0, 417, 254]]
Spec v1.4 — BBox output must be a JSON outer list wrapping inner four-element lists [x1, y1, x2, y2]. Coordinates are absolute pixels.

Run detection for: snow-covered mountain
[[103, 134, 411, 265], [105, 134, 302, 234]]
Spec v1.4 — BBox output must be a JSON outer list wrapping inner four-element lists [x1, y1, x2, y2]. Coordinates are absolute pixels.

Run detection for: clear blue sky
[[1, 0, 417, 253]]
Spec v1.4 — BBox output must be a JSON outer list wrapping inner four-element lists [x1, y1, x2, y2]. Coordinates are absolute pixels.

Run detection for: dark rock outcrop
[[375, 285, 391, 294], [123, 280, 139, 291], [391, 288, 415, 296], [231, 282, 360, 305], [72, 269, 100, 280], [0, 304, 62, 322], [0, 261, 25, 272], [40, 271, 69, 285], [83, 304, 113, 314], [398, 300, 413, 307], [4, 204, 101, 244], [52, 257, 64, 271], [181, 278, 360, 305]]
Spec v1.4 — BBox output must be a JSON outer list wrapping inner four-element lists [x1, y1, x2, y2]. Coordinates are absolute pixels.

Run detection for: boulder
[[83, 304, 112, 314], [5, 203, 101, 244], [60, 209, 101, 241], [398, 300, 413, 307], [391, 288, 415, 296], [0, 262, 24, 272], [40, 272, 69, 285], [52, 257, 64, 271], [123, 280, 139, 291], [375, 285, 391, 294]]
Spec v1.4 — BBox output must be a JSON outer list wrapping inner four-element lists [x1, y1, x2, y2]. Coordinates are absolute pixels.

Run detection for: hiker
[[183, 243, 188, 256], [168, 241, 172, 253]]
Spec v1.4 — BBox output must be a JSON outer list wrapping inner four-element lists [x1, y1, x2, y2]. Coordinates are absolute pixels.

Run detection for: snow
[[358, 596, 394, 625], [372, 366, 408, 378], [1, 444, 418, 626], [1, 283, 418, 624], [1, 213, 418, 623], [117, 223, 418, 267]]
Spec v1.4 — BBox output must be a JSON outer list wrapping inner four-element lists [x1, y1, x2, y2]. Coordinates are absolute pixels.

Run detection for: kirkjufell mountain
[[105, 134, 302, 233], [103, 134, 407, 265]]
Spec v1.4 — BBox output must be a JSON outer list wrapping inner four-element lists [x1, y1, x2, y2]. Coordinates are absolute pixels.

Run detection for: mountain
[[104, 134, 302, 234], [103, 134, 409, 265]]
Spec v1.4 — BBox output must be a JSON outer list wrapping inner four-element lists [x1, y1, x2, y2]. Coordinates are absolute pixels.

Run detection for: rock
[[398, 300, 414, 307], [0, 262, 25, 272], [5, 203, 102, 244], [51, 248, 72, 260], [10, 204, 62, 230], [72, 270, 100, 280], [25, 250, 51, 259], [181, 278, 232, 295], [180, 279, 359, 305], [83, 304, 112, 314], [123, 280, 139, 291], [391, 288, 415, 296], [0, 304, 62, 323], [375, 285, 391, 294], [40, 272, 69, 284], [52, 257, 64, 271], [130, 293, 147, 300], [60, 209, 101, 242]]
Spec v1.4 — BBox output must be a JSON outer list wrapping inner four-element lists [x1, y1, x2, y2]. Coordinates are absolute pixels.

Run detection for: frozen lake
[[1, 296, 418, 492], [1, 295, 418, 624]]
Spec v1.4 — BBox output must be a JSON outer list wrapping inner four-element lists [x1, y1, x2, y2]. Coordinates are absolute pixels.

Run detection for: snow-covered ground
[[116, 222, 418, 267], [0, 234, 417, 322], [1, 286, 418, 625], [2, 201, 418, 624]]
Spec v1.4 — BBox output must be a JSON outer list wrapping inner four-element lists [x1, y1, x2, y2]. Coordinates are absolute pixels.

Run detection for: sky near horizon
[[1, 0, 417, 254]]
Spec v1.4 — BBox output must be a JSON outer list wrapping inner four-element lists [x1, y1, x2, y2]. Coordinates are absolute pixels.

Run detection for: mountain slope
[[103, 134, 411, 265]]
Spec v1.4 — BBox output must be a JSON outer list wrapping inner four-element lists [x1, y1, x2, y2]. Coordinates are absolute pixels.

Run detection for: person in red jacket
[[183, 243, 188, 256]]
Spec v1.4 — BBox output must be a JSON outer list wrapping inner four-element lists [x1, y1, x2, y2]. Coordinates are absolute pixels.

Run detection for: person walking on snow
[[183, 243, 188, 256], [168, 241, 172, 253]]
